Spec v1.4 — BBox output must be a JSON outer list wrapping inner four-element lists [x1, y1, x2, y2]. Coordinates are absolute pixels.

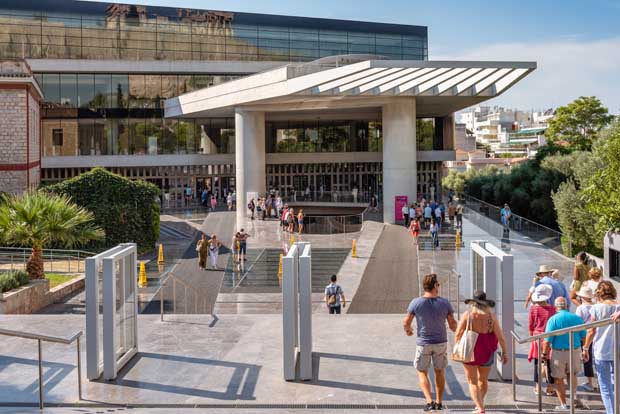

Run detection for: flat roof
[[165, 59, 536, 119]]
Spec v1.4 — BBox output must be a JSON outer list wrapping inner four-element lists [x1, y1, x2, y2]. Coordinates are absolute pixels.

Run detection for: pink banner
[[395, 195, 408, 221]]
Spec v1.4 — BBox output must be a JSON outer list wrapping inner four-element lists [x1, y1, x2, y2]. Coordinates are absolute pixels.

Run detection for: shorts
[[482, 352, 495, 367], [414, 342, 448, 371], [239, 241, 247, 255], [550, 349, 582, 378]]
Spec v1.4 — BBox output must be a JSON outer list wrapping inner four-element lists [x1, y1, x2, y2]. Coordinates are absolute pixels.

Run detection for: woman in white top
[[585, 267, 602, 294], [574, 286, 595, 391]]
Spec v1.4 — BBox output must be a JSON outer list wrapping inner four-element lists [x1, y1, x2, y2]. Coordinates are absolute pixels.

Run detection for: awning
[[165, 59, 536, 119]]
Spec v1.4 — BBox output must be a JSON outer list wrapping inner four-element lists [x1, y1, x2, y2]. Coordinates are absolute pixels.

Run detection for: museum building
[[0, 0, 534, 222]]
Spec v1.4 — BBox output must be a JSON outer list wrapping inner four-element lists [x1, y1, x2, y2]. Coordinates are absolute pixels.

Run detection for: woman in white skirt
[[208, 234, 222, 270]]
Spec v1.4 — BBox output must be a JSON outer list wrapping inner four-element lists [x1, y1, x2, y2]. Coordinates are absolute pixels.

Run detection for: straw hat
[[536, 265, 556, 275], [531, 284, 552, 303], [465, 290, 496, 308], [576, 286, 594, 300]]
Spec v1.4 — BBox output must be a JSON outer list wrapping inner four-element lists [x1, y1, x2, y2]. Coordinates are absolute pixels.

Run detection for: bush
[[0, 270, 29, 293], [45, 168, 160, 252]]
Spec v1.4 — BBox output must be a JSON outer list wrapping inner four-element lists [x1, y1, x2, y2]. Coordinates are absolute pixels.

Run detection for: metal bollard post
[[569, 332, 574, 414], [537, 338, 542, 412], [38, 339, 43, 409], [76, 336, 82, 401], [160, 284, 164, 322], [511, 335, 516, 402]]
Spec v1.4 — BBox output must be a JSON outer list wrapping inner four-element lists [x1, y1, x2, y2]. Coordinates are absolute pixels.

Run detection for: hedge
[[45, 168, 160, 252], [0, 270, 29, 293]]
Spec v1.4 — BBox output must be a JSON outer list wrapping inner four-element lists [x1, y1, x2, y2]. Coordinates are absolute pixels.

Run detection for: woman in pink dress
[[527, 284, 555, 395], [210, 194, 217, 211], [455, 291, 508, 414]]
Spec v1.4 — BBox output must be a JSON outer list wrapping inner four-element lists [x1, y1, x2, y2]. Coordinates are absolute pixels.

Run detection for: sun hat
[[576, 286, 594, 299], [531, 284, 553, 303], [551, 269, 563, 281], [465, 290, 496, 308], [536, 265, 556, 275]]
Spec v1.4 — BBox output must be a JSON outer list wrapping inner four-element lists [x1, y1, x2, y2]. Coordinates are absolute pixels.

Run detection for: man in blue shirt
[[542, 297, 586, 410], [404, 273, 457, 412], [535, 265, 570, 307]]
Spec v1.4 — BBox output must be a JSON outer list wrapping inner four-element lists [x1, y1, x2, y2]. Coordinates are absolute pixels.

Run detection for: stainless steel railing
[[0, 247, 96, 273], [0, 327, 82, 409], [159, 271, 210, 321], [511, 317, 620, 414]]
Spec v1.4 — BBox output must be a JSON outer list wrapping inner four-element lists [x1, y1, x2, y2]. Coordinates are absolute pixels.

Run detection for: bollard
[[289, 235, 295, 246], [277, 253, 283, 281], [138, 261, 147, 288], [352, 239, 357, 258], [455, 229, 462, 248], [157, 243, 165, 265]]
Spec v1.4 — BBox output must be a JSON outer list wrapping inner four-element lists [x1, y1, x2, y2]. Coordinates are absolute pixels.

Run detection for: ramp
[[347, 224, 419, 313]]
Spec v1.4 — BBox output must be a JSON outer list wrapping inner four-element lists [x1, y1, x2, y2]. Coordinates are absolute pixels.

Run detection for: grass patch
[[45, 274, 78, 288]]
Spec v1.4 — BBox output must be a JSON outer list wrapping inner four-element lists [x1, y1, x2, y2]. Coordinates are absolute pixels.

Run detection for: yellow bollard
[[160, 244, 165, 263], [289, 235, 295, 246], [455, 229, 462, 248], [352, 239, 357, 258], [277, 253, 283, 281], [138, 261, 147, 288]]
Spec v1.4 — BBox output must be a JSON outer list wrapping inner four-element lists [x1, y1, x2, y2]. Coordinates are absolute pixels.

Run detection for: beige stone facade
[[0, 60, 42, 194]]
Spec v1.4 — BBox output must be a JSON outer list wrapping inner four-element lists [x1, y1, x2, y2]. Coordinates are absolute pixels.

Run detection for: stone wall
[[0, 276, 84, 314]]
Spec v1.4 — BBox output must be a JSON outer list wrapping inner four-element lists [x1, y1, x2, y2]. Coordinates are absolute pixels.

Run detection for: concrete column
[[382, 98, 417, 223], [235, 109, 266, 229]]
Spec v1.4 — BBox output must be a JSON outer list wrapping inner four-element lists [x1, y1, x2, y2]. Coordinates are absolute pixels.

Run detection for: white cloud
[[432, 38, 620, 113]]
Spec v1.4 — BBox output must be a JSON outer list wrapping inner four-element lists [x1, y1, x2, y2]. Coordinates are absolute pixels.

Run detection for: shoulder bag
[[452, 312, 478, 362]]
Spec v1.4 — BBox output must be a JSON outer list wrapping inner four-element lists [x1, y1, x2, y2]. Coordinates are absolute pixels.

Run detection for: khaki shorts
[[414, 343, 448, 371], [550, 349, 582, 378]]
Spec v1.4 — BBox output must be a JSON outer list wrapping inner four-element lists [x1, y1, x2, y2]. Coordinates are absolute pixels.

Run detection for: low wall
[[0, 275, 84, 314]]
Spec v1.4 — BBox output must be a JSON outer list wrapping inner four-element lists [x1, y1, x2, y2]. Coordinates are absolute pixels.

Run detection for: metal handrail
[[0, 328, 83, 409], [159, 271, 208, 321], [510, 317, 620, 414]]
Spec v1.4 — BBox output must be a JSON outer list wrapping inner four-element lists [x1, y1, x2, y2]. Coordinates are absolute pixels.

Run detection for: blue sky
[[96, 0, 620, 112]]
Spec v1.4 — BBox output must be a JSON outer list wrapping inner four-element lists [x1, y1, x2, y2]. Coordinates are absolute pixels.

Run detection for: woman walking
[[297, 209, 305, 234], [527, 284, 555, 396], [196, 233, 209, 270], [574, 286, 596, 392], [570, 252, 590, 306], [409, 217, 420, 244], [287, 207, 295, 233], [207, 234, 222, 270], [210, 194, 217, 211], [455, 290, 508, 414], [585, 267, 602, 294], [583, 281, 620, 414], [429, 218, 439, 249]]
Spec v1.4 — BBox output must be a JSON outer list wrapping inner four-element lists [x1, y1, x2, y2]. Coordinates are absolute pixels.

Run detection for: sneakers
[[423, 402, 444, 411], [554, 404, 569, 411], [581, 382, 595, 392]]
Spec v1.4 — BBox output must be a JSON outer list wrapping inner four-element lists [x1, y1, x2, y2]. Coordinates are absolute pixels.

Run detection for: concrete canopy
[[165, 58, 536, 119]]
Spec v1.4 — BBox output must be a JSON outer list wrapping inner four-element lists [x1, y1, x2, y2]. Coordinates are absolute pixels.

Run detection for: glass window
[[111, 74, 129, 108], [78, 118, 94, 155], [177, 119, 195, 154], [161, 75, 178, 99], [93, 74, 111, 108], [416, 118, 434, 150], [42, 74, 60, 104], [59, 74, 77, 107], [369, 121, 382, 152], [109, 117, 129, 155], [93, 118, 109, 155], [190, 75, 212, 91], [144, 75, 161, 108], [52, 128, 63, 146], [144, 117, 161, 155], [161, 118, 177, 154], [177, 75, 192, 94], [77, 74, 94, 109], [128, 75, 145, 108], [129, 118, 147, 155]]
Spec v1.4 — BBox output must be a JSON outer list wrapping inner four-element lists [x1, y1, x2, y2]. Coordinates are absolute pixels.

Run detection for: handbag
[[452, 313, 478, 362]]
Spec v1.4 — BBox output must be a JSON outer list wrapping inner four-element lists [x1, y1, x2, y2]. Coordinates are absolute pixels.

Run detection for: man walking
[[402, 203, 410, 227], [404, 273, 457, 411], [324, 274, 345, 314], [542, 297, 586, 410], [535, 265, 570, 306]]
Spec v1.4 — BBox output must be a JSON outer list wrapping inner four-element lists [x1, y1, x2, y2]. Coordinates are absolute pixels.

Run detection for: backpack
[[327, 285, 340, 306]]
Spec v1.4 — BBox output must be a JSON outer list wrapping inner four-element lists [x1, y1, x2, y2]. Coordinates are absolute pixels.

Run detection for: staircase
[[221, 248, 350, 293]]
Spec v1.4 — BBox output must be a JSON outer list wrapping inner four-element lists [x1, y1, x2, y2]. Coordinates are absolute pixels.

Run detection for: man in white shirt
[[402, 203, 410, 227]]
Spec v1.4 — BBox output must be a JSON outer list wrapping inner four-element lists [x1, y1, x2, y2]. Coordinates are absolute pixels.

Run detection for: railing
[[282, 190, 375, 204], [159, 271, 210, 321], [511, 318, 619, 414], [300, 212, 365, 234], [0, 327, 82, 409], [460, 194, 567, 256], [0, 247, 96, 273]]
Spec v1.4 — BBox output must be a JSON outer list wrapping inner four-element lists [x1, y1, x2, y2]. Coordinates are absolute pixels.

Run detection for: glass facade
[[0, 1, 427, 62], [39, 73, 239, 156]]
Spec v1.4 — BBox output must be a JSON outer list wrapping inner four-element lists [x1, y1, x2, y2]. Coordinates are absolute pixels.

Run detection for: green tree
[[583, 119, 620, 233], [546, 96, 613, 151], [442, 170, 466, 195], [0, 192, 104, 280]]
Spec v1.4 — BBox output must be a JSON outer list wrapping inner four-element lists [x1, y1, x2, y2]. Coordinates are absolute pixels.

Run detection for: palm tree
[[0, 192, 104, 280]]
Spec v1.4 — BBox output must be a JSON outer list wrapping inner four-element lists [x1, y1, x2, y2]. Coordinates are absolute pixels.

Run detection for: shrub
[[0, 270, 29, 293], [45, 168, 160, 252]]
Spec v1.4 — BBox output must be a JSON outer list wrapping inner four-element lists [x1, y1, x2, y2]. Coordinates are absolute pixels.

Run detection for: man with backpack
[[324, 274, 346, 314]]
